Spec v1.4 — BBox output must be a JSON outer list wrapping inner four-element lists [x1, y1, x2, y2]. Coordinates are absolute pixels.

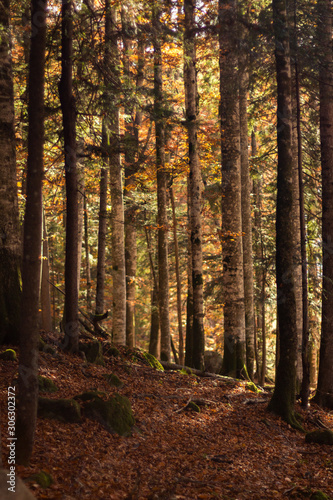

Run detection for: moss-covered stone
[[310, 491, 331, 500], [305, 429, 333, 445], [84, 393, 135, 436], [38, 338, 57, 356], [246, 381, 261, 393], [38, 397, 81, 423], [103, 343, 120, 357], [0, 349, 17, 361], [80, 340, 105, 366], [28, 470, 53, 488], [38, 375, 58, 393], [74, 390, 107, 402], [103, 373, 124, 388], [141, 351, 164, 371], [187, 401, 200, 413]]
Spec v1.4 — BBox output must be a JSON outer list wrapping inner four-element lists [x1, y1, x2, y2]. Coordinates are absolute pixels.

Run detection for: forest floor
[[1, 334, 333, 500]]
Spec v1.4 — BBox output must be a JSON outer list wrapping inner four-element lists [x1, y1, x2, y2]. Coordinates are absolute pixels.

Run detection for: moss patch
[[74, 390, 107, 402], [83, 393, 135, 436], [141, 351, 164, 371], [38, 375, 58, 393], [103, 373, 124, 388], [80, 340, 105, 366], [38, 397, 81, 423], [0, 349, 17, 361], [28, 470, 53, 488], [246, 381, 261, 393]]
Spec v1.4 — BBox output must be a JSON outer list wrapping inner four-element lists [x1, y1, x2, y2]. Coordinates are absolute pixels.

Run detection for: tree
[[16, 0, 47, 465], [314, 0, 333, 410], [219, 0, 247, 378], [267, 0, 300, 428], [59, 0, 79, 352], [153, 2, 171, 361], [0, 0, 21, 345], [184, 0, 205, 370], [106, 2, 126, 345]]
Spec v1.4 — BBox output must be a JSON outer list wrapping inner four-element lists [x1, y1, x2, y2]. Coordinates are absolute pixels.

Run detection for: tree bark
[[105, 2, 126, 344], [0, 0, 21, 345], [153, 3, 171, 361], [314, 0, 333, 410], [40, 209, 52, 331], [267, 0, 300, 428], [184, 0, 204, 370], [239, 31, 255, 381], [16, 0, 47, 465], [59, 0, 79, 352], [219, 0, 247, 379]]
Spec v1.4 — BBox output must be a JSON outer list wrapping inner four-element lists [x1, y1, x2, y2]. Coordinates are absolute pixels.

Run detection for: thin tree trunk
[[219, 0, 247, 379], [59, 0, 79, 352], [239, 34, 255, 381], [170, 185, 184, 365], [153, 3, 171, 361], [0, 0, 21, 345], [16, 0, 47, 465], [84, 195, 92, 311], [267, 0, 300, 427], [314, 0, 333, 410], [185, 173, 194, 367], [145, 225, 160, 358], [106, 2, 126, 344], [40, 210, 52, 331], [95, 124, 108, 318]]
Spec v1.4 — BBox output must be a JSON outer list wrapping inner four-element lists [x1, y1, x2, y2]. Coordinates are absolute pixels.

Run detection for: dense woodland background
[[0, 0, 333, 469]]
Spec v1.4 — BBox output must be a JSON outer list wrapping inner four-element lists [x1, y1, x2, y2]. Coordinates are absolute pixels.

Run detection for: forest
[[0, 0, 333, 498]]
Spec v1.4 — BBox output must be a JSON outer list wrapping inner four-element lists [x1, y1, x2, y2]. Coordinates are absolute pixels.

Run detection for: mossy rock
[[141, 352, 164, 371], [103, 343, 120, 357], [79, 340, 105, 366], [103, 373, 124, 388], [27, 470, 53, 488], [305, 429, 333, 445], [186, 401, 200, 413], [38, 375, 58, 393], [0, 349, 17, 361], [246, 381, 261, 393], [84, 393, 135, 436], [310, 491, 331, 500], [74, 390, 107, 402], [38, 338, 57, 356], [38, 397, 81, 423]]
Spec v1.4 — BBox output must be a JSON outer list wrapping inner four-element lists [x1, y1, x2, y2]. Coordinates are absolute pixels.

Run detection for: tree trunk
[[314, 0, 333, 410], [185, 173, 194, 367], [153, 3, 171, 361], [40, 210, 52, 331], [239, 34, 255, 381], [59, 0, 79, 352], [0, 0, 21, 345], [16, 0, 47, 465], [267, 0, 300, 428], [219, 0, 247, 379], [184, 0, 204, 370], [95, 123, 108, 318], [106, 2, 126, 344], [170, 185, 184, 365], [84, 195, 92, 311]]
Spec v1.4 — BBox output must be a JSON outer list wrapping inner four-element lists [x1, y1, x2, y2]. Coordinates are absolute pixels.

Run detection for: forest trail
[[1, 336, 332, 500]]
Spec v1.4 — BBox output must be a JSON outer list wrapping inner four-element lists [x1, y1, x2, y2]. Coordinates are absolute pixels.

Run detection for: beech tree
[[314, 0, 333, 410], [219, 0, 247, 378], [16, 0, 47, 464], [0, 0, 21, 344], [267, 0, 300, 428]]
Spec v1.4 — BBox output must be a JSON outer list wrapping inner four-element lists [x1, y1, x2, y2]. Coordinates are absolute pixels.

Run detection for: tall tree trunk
[[267, 0, 300, 427], [146, 225, 160, 358], [106, 2, 126, 344], [95, 123, 108, 318], [84, 195, 92, 311], [40, 210, 52, 331], [219, 0, 247, 379], [170, 185, 184, 365], [184, 0, 204, 370], [314, 0, 333, 410], [153, 3, 171, 361], [0, 0, 21, 345], [185, 173, 194, 367], [239, 30, 255, 381], [16, 0, 47, 465], [76, 155, 85, 296], [59, 0, 79, 352]]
